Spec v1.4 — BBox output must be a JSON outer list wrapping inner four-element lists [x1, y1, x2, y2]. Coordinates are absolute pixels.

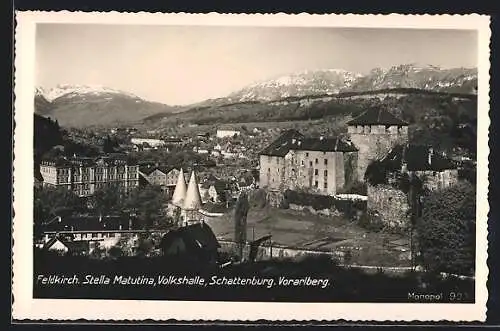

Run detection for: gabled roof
[[139, 165, 177, 176], [382, 144, 457, 171], [43, 215, 132, 232], [43, 237, 89, 254], [260, 129, 304, 157], [294, 137, 358, 153], [259, 129, 357, 157], [160, 222, 220, 254], [210, 180, 231, 195], [347, 107, 408, 126]]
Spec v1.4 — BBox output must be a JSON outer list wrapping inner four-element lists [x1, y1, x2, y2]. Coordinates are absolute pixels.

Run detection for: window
[[314, 181, 318, 188], [324, 170, 328, 177], [306, 152, 309, 157], [301, 160, 304, 166], [324, 159, 328, 165], [309, 161, 313, 167], [314, 169, 318, 176], [315, 158, 318, 164], [268, 168, 271, 172], [324, 182, 328, 189]]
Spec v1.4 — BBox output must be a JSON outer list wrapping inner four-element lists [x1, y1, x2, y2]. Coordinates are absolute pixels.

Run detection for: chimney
[[129, 218, 133, 230], [428, 147, 434, 166]]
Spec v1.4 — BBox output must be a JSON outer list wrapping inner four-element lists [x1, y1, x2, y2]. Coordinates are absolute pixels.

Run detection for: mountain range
[[35, 85, 182, 127], [35, 64, 477, 127]]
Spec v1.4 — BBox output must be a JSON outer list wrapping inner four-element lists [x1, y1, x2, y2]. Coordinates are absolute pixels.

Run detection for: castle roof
[[260, 129, 357, 157], [171, 168, 187, 207], [183, 171, 202, 211], [382, 144, 457, 172], [347, 107, 408, 126]]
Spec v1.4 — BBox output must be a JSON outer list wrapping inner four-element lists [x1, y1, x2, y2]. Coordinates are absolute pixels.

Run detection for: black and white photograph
[[13, 12, 490, 321]]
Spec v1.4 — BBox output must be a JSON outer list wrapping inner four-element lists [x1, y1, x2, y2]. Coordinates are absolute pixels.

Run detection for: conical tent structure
[[171, 168, 187, 207], [183, 171, 202, 211]]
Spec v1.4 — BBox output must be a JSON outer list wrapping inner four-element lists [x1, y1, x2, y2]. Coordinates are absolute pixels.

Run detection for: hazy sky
[[36, 24, 477, 105]]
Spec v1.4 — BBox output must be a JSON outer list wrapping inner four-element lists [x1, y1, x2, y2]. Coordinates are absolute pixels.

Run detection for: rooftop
[[42, 215, 135, 232], [382, 144, 457, 172], [347, 107, 408, 126], [41, 154, 137, 167], [160, 222, 220, 255], [260, 129, 357, 157]]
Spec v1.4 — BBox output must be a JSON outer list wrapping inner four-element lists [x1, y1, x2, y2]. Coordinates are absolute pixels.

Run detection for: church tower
[[182, 171, 202, 224], [347, 107, 409, 181], [171, 168, 187, 208]]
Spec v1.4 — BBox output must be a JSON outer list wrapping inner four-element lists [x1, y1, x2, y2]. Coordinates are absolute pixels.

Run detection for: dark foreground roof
[[160, 222, 220, 255], [347, 107, 408, 126], [382, 144, 457, 171], [260, 129, 357, 157]]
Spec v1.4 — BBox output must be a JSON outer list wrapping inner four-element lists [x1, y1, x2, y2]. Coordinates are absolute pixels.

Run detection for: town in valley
[[32, 25, 478, 302]]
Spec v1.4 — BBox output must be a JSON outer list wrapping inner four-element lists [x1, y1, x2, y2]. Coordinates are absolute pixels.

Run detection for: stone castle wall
[[367, 184, 410, 231], [348, 125, 408, 180]]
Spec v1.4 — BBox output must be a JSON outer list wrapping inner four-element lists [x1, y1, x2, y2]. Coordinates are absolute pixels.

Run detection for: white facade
[[216, 129, 241, 138], [130, 138, 165, 148]]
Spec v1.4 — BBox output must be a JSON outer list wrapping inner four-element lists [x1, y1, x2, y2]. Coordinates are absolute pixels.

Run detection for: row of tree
[[34, 184, 169, 237]]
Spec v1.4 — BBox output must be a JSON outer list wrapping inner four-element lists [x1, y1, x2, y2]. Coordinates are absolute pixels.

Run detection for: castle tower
[[171, 168, 187, 207], [347, 107, 409, 181], [182, 171, 202, 223]]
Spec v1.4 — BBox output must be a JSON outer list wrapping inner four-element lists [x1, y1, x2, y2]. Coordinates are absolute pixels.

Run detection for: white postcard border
[[12, 12, 491, 322]]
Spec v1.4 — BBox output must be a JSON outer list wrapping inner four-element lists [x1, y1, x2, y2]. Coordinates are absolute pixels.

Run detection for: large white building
[[130, 138, 166, 148], [216, 129, 241, 139], [39, 155, 139, 197]]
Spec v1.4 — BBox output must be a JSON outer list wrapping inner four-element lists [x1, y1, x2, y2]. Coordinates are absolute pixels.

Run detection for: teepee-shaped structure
[[183, 171, 202, 212], [171, 168, 187, 207]]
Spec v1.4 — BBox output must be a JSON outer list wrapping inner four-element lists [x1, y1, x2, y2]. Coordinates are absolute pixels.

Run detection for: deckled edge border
[[11, 11, 492, 324]]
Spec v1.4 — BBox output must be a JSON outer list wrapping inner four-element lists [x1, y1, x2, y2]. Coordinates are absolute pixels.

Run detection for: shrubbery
[[283, 190, 366, 216], [416, 181, 476, 276], [357, 209, 385, 232]]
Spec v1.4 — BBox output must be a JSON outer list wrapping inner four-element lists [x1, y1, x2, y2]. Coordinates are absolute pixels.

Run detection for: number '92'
[[449, 292, 467, 301]]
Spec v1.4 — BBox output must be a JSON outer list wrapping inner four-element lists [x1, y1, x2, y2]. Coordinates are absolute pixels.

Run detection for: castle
[[259, 107, 459, 228], [259, 107, 410, 197]]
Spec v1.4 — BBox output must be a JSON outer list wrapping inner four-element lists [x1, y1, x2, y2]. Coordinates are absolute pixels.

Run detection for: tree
[[34, 185, 85, 226], [89, 184, 125, 218], [125, 185, 166, 229], [234, 191, 250, 260], [415, 181, 476, 276], [103, 135, 119, 153]]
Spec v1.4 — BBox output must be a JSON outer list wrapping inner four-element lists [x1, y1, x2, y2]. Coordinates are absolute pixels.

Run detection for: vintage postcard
[[12, 12, 491, 321]]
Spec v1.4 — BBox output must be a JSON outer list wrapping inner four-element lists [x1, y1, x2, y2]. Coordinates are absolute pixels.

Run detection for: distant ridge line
[[267, 87, 478, 104]]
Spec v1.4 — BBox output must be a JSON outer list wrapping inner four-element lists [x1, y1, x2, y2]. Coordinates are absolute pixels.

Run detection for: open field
[[204, 207, 412, 267]]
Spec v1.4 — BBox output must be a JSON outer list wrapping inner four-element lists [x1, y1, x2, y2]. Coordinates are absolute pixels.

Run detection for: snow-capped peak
[[228, 68, 363, 102], [38, 84, 141, 102]]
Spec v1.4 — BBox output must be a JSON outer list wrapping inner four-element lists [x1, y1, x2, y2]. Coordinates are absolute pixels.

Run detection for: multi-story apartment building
[[259, 130, 359, 196], [139, 165, 186, 196], [39, 155, 139, 197]]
